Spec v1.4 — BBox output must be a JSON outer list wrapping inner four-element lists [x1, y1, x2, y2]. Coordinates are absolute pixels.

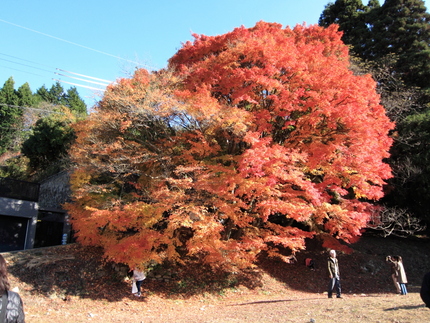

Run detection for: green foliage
[[319, 0, 372, 57], [65, 87, 87, 115], [21, 106, 77, 169], [0, 155, 30, 180], [35, 85, 51, 104], [35, 82, 87, 114], [0, 77, 19, 106], [0, 77, 24, 155], [319, 0, 430, 90], [0, 76, 86, 181], [17, 82, 35, 107], [383, 109, 430, 223]]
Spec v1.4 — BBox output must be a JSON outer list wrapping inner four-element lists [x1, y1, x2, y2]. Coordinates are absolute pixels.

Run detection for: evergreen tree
[[319, 0, 430, 90], [0, 77, 19, 106], [17, 82, 35, 107], [371, 0, 430, 89], [35, 82, 67, 105], [35, 83, 87, 114], [65, 87, 87, 115], [319, 0, 373, 57], [384, 110, 430, 224], [35, 85, 51, 103], [48, 81, 67, 105], [0, 77, 23, 154]]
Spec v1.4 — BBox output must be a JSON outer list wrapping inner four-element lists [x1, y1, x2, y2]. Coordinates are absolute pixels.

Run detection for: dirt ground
[[2, 234, 430, 322]]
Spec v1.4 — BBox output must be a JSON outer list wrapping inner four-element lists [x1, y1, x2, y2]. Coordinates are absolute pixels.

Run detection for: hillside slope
[[2, 234, 430, 322]]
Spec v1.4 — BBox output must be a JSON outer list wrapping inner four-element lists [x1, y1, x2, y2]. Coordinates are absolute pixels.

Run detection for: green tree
[[35, 83, 87, 114], [350, 55, 429, 230], [319, 0, 373, 57], [0, 77, 23, 154], [383, 109, 430, 224], [371, 0, 430, 89], [21, 106, 76, 169], [48, 82, 67, 105], [35, 82, 66, 105], [17, 82, 35, 107], [65, 87, 87, 115], [0, 77, 19, 105], [35, 85, 51, 103], [0, 155, 30, 180], [319, 0, 430, 90]]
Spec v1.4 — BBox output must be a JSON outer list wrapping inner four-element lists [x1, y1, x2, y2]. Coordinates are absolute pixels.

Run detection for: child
[[132, 268, 146, 297]]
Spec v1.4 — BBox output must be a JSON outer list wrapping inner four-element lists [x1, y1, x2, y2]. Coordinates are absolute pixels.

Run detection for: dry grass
[[18, 284, 430, 322], [2, 234, 430, 322]]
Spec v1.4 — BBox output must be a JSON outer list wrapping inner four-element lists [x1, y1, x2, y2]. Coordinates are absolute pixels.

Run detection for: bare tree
[[368, 206, 426, 238]]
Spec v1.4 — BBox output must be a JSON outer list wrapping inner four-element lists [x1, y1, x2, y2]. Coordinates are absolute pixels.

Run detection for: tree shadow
[[257, 235, 430, 295], [229, 298, 322, 306], [384, 304, 426, 311], [4, 234, 430, 302], [4, 244, 265, 302], [4, 244, 126, 302], [144, 262, 265, 300]]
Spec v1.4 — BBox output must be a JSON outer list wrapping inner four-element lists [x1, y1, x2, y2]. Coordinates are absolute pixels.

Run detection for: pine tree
[[65, 87, 87, 115], [35, 85, 51, 103], [17, 82, 35, 107], [371, 0, 430, 89], [48, 82, 67, 105], [319, 0, 373, 57], [319, 0, 430, 89], [0, 77, 23, 154]]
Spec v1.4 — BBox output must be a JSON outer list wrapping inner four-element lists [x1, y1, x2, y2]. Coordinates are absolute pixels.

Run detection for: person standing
[[386, 256, 401, 294], [0, 254, 25, 323], [327, 249, 342, 299], [420, 271, 430, 308], [394, 256, 408, 295], [132, 268, 146, 297]]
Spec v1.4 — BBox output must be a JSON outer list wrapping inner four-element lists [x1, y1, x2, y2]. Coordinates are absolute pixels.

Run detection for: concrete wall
[[0, 196, 38, 250]]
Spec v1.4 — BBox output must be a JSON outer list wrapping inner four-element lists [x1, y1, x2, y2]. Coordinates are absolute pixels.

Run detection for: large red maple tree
[[65, 22, 394, 270]]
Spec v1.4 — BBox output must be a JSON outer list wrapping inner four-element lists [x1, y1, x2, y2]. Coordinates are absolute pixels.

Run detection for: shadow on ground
[[258, 234, 430, 295], [3, 234, 430, 302]]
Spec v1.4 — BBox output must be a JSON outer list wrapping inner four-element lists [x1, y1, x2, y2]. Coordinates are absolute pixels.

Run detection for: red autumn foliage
[[65, 22, 394, 270]]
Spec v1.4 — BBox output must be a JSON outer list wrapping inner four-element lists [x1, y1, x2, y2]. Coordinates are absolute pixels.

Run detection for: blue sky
[[1, 0, 429, 108]]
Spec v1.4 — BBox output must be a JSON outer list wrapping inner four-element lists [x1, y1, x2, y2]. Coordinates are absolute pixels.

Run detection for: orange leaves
[[67, 21, 394, 270]]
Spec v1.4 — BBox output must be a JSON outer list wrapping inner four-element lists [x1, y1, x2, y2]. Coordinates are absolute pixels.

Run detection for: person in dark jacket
[[421, 271, 430, 308], [327, 249, 342, 299], [0, 254, 25, 323]]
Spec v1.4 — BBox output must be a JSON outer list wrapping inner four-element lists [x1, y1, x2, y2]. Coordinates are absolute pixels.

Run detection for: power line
[[54, 72, 110, 87], [0, 52, 112, 92], [0, 65, 46, 78], [53, 79, 106, 92], [56, 68, 111, 84], [0, 18, 142, 66], [0, 57, 53, 74], [0, 52, 53, 69]]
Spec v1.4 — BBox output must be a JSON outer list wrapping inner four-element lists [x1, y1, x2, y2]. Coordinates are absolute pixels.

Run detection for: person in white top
[[132, 269, 146, 297]]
